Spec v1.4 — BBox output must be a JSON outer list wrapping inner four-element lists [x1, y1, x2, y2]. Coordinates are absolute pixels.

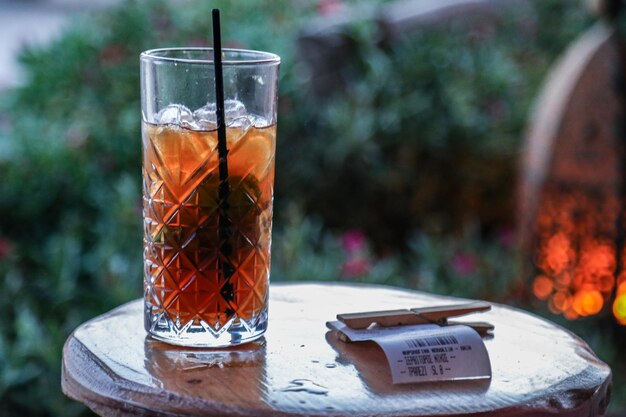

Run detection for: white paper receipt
[[326, 321, 491, 384]]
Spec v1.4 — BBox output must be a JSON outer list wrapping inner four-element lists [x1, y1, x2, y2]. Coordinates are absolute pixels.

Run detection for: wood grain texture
[[62, 283, 611, 417]]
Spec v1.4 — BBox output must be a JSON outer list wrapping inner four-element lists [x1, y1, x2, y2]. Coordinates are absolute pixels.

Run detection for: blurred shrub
[[0, 0, 591, 415], [272, 205, 520, 303], [281, 1, 592, 250]]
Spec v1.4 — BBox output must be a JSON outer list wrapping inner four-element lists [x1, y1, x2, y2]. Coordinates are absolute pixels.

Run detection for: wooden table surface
[[62, 283, 611, 417]]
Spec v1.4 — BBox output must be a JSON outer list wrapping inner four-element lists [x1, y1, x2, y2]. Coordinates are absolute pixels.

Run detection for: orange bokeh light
[[613, 302, 626, 325], [542, 233, 572, 275], [550, 291, 572, 313], [613, 283, 626, 325], [532, 275, 554, 300], [572, 290, 604, 316], [530, 188, 621, 322], [579, 241, 616, 277], [555, 272, 572, 289]]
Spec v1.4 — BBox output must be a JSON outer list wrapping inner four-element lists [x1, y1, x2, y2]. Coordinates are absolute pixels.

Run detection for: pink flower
[[341, 257, 372, 278], [452, 252, 478, 276], [341, 229, 367, 254], [0, 237, 12, 259], [317, 0, 342, 15]]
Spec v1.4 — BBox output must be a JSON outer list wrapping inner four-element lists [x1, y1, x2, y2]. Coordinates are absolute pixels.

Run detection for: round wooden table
[[62, 283, 611, 416]]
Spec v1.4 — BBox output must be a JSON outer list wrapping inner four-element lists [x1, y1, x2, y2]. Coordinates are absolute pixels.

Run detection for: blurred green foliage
[[283, 1, 593, 249], [0, 0, 604, 415]]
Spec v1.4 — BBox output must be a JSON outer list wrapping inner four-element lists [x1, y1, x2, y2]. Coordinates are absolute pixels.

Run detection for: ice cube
[[223, 100, 252, 133], [190, 103, 216, 131], [181, 120, 215, 131], [193, 99, 250, 129], [155, 104, 193, 125], [224, 99, 247, 122], [229, 115, 252, 132], [248, 114, 270, 128], [193, 102, 217, 123]]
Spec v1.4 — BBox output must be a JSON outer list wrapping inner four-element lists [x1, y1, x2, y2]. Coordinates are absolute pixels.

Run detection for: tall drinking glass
[[140, 48, 280, 347]]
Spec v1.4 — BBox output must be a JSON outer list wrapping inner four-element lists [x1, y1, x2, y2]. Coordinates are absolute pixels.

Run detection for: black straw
[[212, 9, 235, 298]]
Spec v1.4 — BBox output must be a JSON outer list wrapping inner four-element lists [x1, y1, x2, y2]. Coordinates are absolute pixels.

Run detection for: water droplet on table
[[280, 379, 328, 395]]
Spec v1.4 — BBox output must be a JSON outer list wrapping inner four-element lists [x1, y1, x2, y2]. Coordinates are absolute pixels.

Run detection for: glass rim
[[140, 47, 280, 65]]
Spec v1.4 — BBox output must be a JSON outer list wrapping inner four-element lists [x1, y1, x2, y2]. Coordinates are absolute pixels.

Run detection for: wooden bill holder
[[336, 301, 494, 337]]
